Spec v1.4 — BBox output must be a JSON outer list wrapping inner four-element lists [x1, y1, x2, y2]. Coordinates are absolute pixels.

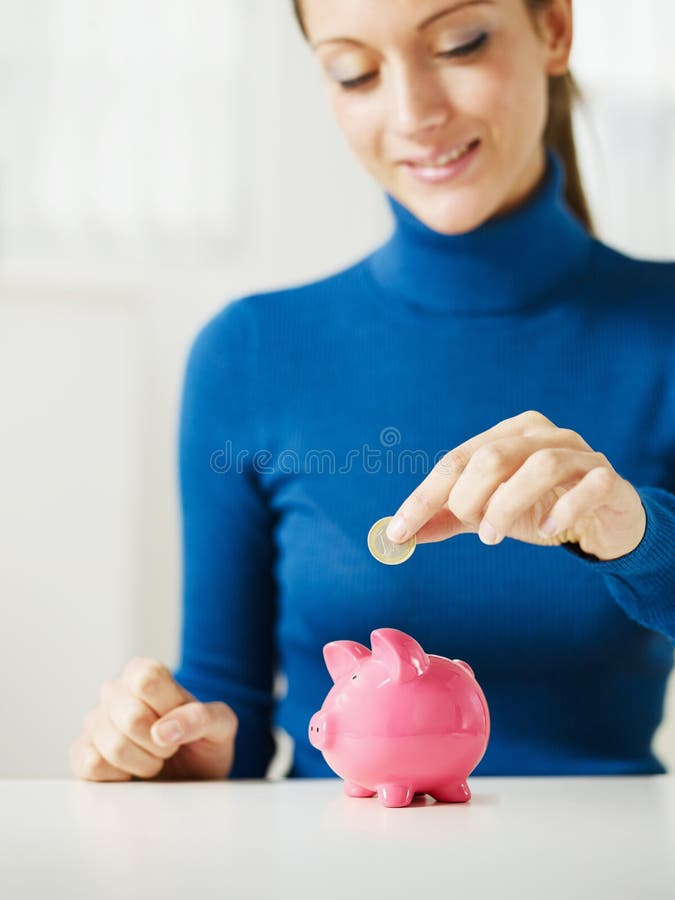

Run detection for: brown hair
[[290, 0, 593, 233]]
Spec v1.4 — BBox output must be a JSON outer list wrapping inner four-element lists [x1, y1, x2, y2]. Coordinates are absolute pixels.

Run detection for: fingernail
[[155, 719, 183, 743], [539, 516, 558, 536], [479, 519, 499, 544], [386, 517, 408, 541]]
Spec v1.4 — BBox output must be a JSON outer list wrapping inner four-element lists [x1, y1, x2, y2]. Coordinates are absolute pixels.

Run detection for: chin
[[406, 195, 497, 236], [383, 167, 498, 235]]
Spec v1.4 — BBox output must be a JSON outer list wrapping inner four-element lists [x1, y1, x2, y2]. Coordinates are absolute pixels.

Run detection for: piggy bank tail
[[453, 659, 475, 678]]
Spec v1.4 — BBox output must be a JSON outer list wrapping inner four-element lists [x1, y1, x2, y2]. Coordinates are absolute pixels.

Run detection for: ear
[[370, 628, 430, 683], [537, 0, 573, 77], [323, 640, 371, 683]]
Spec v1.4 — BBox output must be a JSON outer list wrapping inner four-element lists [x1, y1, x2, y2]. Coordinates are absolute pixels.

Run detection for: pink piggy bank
[[308, 627, 490, 808]]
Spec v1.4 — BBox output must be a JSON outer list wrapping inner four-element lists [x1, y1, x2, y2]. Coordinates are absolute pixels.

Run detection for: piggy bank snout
[[309, 711, 329, 750]]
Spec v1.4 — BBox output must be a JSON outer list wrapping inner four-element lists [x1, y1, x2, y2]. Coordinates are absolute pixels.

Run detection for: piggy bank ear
[[323, 641, 371, 683], [370, 628, 430, 683]]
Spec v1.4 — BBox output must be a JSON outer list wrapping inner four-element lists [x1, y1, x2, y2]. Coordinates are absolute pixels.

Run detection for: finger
[[447, 430, 591, 530], [413, 506, 471, 543], [69, 733, 132, 782], [90, 706, 165, 779], [479, 449, 610, 543], [543, 465, 623, 543], [121, 657, 194, 719], [101, 679, 177, 760], [151, 701, 238, 749], [385, 410, 561, 543]]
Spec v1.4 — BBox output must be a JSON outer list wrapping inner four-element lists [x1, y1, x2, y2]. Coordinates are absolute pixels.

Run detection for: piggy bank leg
[[376, 784, 415, 808], [343, 781, 376, 798], [432, 780, 471, 803]]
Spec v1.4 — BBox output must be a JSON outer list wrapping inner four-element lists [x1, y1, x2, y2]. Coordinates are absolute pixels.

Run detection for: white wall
[[571, 1, 675, 258], [0, 0, 672, 778], [570, 0, 675, 771]]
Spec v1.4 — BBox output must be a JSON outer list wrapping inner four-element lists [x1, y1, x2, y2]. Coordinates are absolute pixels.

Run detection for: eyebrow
[[310, 0, 494, 49]]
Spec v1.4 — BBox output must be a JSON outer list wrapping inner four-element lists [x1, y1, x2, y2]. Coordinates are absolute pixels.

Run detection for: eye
[[437, 31, 489, 59], [336, 31, 489, 92], [351, 674, 357, 679], [338, 72, 377, 91]]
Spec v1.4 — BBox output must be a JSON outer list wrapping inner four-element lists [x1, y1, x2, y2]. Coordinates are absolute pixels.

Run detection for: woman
[[70, 0, 675, 783]]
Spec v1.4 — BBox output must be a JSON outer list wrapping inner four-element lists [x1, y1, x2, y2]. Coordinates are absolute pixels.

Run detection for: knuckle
[[215, 702, 239, 735], [529, 448, 561, 478], [74, 742, 102, 779], [519, 409, 550, 429], [436, 450, 466, 479], [143, 758, 165, 779], [84, 750, 108, 780], [189, 702, 210, 732], [591, 465, 615, 491], [120, 702, 154, 737], [106, 733, 131, 768], [124, 655, 160, 678], [553, 496, 570, 521], [409, 488, 436, 514], [121, 656, 145, 678], [228, 708, 239, 734], [471, 445, 509, 475], [128, 659, 169, 697], [556, 427, 580, 445]]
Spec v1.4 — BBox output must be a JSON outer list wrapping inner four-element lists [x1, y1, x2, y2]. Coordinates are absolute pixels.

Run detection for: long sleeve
[[171, 297, 279, 778], [164, 153, 674, 779], [563, 486, 675, 643]]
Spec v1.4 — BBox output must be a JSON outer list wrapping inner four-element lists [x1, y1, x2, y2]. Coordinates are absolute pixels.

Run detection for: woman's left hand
[[385, 410, 646, 562]]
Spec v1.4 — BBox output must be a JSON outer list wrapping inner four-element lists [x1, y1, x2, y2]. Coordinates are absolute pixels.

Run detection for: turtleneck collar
[[367, 148, 594, 315]]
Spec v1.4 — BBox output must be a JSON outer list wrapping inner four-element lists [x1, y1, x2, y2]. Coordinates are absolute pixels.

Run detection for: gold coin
[[367, 516, 416, 565]]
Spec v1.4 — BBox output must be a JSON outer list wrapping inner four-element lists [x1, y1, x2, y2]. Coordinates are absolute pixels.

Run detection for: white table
[[1, 776, 673, 900]]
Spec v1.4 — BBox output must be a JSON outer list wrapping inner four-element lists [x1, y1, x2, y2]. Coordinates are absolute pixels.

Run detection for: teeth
[[418, 142, 472, 167]]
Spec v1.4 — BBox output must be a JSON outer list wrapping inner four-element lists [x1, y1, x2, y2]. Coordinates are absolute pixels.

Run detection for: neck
[[367, 149, 593, 315]]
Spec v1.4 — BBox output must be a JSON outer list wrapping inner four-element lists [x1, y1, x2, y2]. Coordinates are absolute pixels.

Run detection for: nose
[[388, 62, 450, 136], [308, 711, 328, 750]]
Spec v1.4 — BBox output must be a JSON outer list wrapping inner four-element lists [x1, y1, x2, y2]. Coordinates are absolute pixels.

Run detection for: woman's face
[[301, 0, 572, 234]]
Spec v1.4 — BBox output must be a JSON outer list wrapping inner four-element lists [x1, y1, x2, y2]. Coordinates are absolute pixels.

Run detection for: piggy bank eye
[[351, 674, 357, 680]]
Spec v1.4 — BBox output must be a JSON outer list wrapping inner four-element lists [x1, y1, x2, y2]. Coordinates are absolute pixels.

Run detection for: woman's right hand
[[69, 657, 238, 782]]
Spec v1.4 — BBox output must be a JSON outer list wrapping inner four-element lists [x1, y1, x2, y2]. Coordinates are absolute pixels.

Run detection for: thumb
[[151, 701, 237, 747]]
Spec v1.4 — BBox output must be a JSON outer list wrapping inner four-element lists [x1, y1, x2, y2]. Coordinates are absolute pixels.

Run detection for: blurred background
[[0, 0, 673, 778]]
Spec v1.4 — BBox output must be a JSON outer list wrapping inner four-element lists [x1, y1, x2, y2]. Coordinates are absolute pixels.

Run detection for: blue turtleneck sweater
[[172, 151, 675, 779]]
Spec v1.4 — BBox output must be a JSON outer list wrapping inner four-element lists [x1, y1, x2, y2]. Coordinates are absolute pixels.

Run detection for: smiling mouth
[[404, 139, 481, 168]]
